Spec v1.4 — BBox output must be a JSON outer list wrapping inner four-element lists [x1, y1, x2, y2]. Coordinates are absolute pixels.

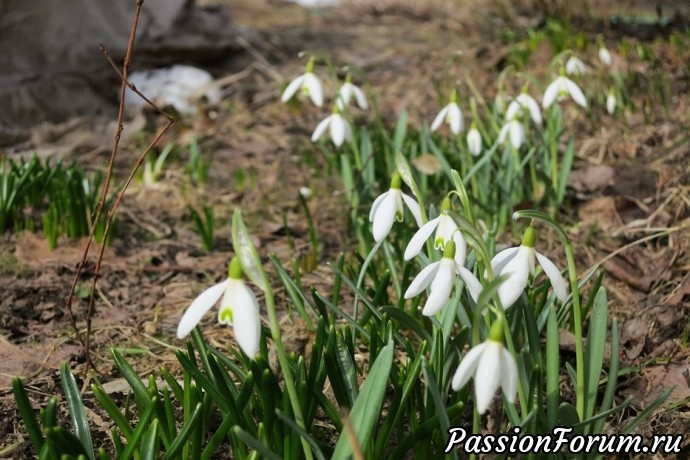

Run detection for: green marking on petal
[[219, 307, 233, 324], [434, 236, 445, 249]]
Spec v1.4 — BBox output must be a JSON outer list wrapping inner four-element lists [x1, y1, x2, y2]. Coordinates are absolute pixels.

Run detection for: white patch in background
[[127, 65, 221, 116]]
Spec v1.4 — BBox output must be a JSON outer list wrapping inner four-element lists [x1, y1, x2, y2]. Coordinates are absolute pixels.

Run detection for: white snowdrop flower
[[542, 75, 587, 109], [299, 187, 312, 198], [404, 196, 467, 267], [281, 58, 324, 107], [606, 89, 617, 115], [505, 92, 542, 126], [497, 119, 526, 150], [431, 89, 464, 135], [369, 173, 423, 242], [466, 125, 482, 156], [599, 47, 612, 66], [451, 320, 518, 414], [311, 108, 353, 147], [404, 241, 482, 316], [177, 257, 261, 359], [490, 227, 567, 309], [336, 76, 368, 111], [565, 56, 587, 76]]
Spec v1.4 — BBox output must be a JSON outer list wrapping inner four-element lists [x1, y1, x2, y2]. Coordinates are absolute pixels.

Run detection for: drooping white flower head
[[466, 125, 482, 157], [505, 92, 542, 126], [311, 108, 353, 147], [542, 75, 587, 109], [177, 257, 261, 358], [404, 196, 468, 267], [599, 47, 612, 66], [451, 320, 518, 414], [336, 75, 368, 111], [404, 241, 482, 316], [606, 89, 617, 115], [431, 89, 464, 135], [565, 56, 587, 76], [490, 227, 567, 309], [497, 119, 526, 150], [369, 172, 423, 242], [281, 58, 324, 107]]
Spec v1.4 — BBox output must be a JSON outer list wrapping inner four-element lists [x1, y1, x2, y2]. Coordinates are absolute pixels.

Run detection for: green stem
[[565, 241, 585, 420], [262, 273, 314, 460]]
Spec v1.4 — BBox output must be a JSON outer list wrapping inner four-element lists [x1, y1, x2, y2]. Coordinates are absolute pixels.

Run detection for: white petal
[[230, 282, 262, 358], [311, 115, 331, 142], [452, 232, 468, 267], [336, 83, 353, 110], [177, 280, 229, 339], [565, 57, 586, 76], [509, 121, 525, 150], [422, 259, 455, 316], [467, 129, 482, 156], [451, 342, 487, 391], [372, 191, 398, 241], [404, 217, 440, 260], [599, 48, 612, 66], [500, 348, 518, 403], [401, 193, 424, 228], [505, 100, 521, 121], [343, 119, 353, 142], [303, 73, 323, 107], [457, 266, 481, 303], [369, 191, 389, 222], [536, 251, 568, 301], [435, 214, 457, 249], [497, 249, 530, 309], [448, 103, 463, 135], [280, 75, 305, 103], [565, 79, 587, 108], [404, 261, 441, 299], [474, 342, 502, 414], [606, 94, 616, 115], [490, 246, 520, 276], [518, 93, 542, 125], [430, 105, 449, 132], [330, 114, 346, 147], [352, 85, 369, 110], [542, 80, 560, 109]]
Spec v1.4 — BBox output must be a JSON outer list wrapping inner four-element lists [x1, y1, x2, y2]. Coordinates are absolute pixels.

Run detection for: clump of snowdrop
[[404, 241, 481, 316], [369, 172, 423, 242], [336, 74, 368, 111], [281, 57, 324, 107], [431, 89, 464, 135], [451, 319, 517, 414], [543, 73, 587, 109], [311, 106, 353, 147], [177, 257, 261, 358], [404, 196, 467, 266], [565, 56, 586, 76], [466, 124, 482, 156], [490, 226, 567, 309]]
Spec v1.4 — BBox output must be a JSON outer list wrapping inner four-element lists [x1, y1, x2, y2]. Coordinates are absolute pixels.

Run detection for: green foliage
[[0, 156, 114, 248]]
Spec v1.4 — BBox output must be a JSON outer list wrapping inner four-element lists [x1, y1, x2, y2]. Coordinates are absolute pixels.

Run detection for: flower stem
[[262, 272, 314, 460], [564, 241, 585, 420]]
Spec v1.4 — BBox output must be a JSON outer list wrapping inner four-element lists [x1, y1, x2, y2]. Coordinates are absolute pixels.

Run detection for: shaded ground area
[[1, 0, 689, 457]]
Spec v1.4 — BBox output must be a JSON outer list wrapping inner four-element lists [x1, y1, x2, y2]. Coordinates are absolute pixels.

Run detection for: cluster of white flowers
[[281, 58, 369, 148], [370, 181, 567, 411]]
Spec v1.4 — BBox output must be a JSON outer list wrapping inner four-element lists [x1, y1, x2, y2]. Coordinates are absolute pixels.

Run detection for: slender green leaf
[[60, 363, 94, 459]]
